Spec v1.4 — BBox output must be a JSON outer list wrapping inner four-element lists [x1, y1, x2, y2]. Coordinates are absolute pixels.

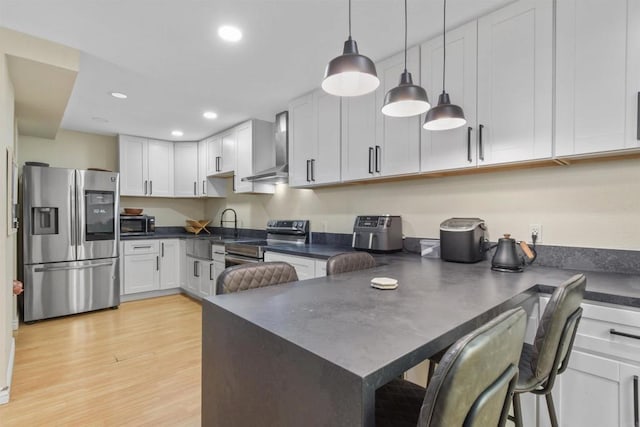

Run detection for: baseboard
[[120, 287, 181, 303], [0, 337, 15, 405]]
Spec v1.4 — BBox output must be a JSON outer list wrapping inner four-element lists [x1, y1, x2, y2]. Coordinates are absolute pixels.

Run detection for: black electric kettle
[[491, 234, 537, 272]]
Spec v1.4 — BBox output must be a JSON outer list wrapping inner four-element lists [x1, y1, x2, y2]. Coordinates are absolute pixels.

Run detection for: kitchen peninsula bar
[[201, 255, 638, 426]]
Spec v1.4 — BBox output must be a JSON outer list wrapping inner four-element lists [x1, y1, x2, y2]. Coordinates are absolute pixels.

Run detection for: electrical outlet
[[529, 224, 542, 243]]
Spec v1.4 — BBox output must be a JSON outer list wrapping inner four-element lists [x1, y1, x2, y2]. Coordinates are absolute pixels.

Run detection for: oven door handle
[[225, 254, 261, 265]]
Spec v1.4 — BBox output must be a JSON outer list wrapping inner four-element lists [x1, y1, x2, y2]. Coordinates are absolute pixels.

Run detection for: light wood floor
[[0, 294, 202, 426]]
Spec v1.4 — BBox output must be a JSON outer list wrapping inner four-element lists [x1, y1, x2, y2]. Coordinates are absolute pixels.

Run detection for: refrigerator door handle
[[34, 261, 115, 272], [69, 184, 76, 246]]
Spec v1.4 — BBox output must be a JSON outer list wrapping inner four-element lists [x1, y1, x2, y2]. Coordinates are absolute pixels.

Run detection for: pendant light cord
[[348, 0, 352, 38], [441, 0, 447, 93], [404, 0, 408, 72]]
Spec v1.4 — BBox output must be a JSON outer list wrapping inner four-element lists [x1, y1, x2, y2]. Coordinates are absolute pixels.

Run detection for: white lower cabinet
[[537, 296, 640, 427], [123, 240, 160, 294], [263, 252, 327, 281], [122, 239, 182, 295], [159, 239, 181, 289], [185, 256, 223, 298]]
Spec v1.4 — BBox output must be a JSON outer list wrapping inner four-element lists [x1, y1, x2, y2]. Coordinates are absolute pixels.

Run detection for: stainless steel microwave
[[120, 215, 155, 236]]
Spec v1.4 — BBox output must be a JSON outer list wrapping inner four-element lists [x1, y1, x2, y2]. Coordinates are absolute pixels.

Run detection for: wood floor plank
[[0, 294, 202, 426]]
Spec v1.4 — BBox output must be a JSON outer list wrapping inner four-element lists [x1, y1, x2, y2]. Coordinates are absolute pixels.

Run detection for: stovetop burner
[[225, 220, 310, 260]]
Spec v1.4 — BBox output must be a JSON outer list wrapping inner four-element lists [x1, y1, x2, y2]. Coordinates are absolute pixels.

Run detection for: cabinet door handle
[[144, 180, 148, 195], [216, 156, 221, 172], [310, 159, 316, 182], [610, 329, 640, 341], [193, 181, 197, 196], [633, 375, 638, 427], [210, 263, 214, 281], [202, 180, 206, 195], [306, 160, 311, 182], [156, 256, 159, 271], [478, 124, 485, 161], [467, 127, 473, 163], [194, 260, 199, 278], [368, 147, 374, 174], [149, 180, 153, 195], [161, 242, 165, 257], [375, 145, 381, 173]]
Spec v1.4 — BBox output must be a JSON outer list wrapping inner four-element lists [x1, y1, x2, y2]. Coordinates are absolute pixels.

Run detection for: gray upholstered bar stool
[[326, 252, 376, 275], [375, 307, 527, 427], [511, 273, 586, 427], [215, 261, 298, 294]]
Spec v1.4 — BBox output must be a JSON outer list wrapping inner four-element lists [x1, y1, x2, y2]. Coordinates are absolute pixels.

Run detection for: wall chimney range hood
[[242, 111, 289, 184]]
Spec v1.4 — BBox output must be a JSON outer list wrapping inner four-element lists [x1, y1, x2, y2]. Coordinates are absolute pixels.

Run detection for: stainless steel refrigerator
[[22, 166, 120, 322]]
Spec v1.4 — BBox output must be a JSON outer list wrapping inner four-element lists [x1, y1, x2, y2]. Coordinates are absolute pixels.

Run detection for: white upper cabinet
[[119, 135, 173, 197], [174, 142, 199, 197], [119, 135, 147, 196], [146, 140, 174, 196], [555, 0, 640, 157], [476, 0, 553, 165], [233, 119, 275, 194], [375, 46, 421, 177], [341, 91, 377, 182], [420, 21, 478, 173], [209, 131, 236, 177], [289, 93, 315, 188], [288, 90, 341, 187]]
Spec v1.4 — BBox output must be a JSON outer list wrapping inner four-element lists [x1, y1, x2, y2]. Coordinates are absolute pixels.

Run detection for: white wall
[[0, 50, 16, 400], [205, 158, 640, 250], [120, 196, 205, 227], [19, 129, 118, 171]]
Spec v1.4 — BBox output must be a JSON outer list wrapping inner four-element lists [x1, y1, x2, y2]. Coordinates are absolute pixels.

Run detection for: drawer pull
[[133, 245, 152, 249], [610, 329, 640, 341], [634, 375, 638, 427]]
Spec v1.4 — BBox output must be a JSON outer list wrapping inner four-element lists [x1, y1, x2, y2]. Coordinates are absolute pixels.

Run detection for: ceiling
[[0, 0, 513, 142]]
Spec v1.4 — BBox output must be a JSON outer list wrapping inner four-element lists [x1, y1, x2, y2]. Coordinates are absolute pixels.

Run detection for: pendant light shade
[[322, 37, 380, 97], [423, 0, 466, 130], [381, 71, 430, 117], [382, 0, 430, 117], [322, 0, 379, 97], [423, 92, 466, 130]]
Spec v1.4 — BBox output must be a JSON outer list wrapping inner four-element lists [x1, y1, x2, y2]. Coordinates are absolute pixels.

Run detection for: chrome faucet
[[220, 208, 238, 239]]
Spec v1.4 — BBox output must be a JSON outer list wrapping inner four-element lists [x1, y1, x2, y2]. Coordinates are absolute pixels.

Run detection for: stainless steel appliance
[[440, 218, 486, 263], [225, 220, 310, 266], [352, 215, 403, 252], [242, 111, 289, 183], [22, 165, 120, 321], [120, 214, 155, 236]]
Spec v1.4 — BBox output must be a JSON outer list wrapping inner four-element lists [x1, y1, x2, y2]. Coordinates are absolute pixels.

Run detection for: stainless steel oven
[[224, 220, 310, 267]]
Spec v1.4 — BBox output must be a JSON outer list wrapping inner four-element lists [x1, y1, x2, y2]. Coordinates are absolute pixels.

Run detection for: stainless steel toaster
[[440, 218, 487, 263], [352, 215, 403, 252]]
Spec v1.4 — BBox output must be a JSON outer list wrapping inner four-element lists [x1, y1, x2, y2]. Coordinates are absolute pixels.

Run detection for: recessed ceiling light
[[110, 92, 128, 99], [203, 111, 218, 119], [218, 25, 242, 42], [171, 130, 184, 137]]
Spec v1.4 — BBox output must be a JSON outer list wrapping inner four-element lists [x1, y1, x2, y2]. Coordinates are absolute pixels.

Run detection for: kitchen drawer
[[124, 240, 160, 255], [540, 296, 640, 364], [264, 252, 317, 281]]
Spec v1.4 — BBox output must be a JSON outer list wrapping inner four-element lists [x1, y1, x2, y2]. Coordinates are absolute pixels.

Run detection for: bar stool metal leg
[[512, 393, 523, 427], [545, 392, 559, 427]]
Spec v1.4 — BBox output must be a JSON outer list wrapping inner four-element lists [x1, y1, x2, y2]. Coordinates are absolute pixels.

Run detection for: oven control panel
[[266, 220, 309, 233]]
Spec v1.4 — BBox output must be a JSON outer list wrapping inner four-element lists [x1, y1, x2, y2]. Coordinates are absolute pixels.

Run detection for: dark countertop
[[121, 232, 640, 307], [205, 256, 640, 384]]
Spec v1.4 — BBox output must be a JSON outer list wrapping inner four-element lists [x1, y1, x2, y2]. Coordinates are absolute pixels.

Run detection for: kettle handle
[[519, 241, 537, 264]]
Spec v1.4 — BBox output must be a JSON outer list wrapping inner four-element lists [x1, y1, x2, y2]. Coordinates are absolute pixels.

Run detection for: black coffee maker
[[491, 234, 537, 272]]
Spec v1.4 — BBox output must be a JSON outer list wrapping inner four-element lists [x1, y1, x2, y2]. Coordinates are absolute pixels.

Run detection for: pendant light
[[382, 0, 430, 117], [423, 0, 466, 130], [322, 0, 380, 97]]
